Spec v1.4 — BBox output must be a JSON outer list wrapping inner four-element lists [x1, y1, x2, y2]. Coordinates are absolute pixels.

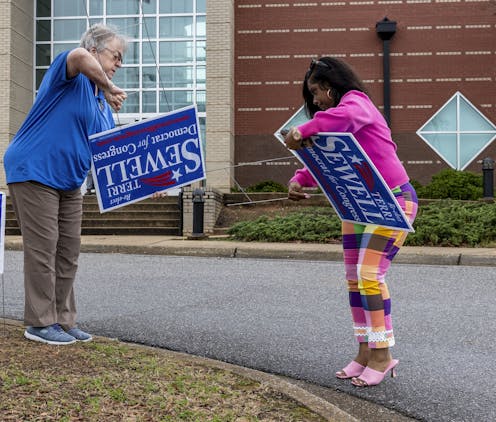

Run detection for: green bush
[[228, 201, 496, 247], [231, 180, 288, 193], [405, 200, 496, 246], [228, 208, 341, 242], [247, 180, 288, 192], [416, 169, 483, 200]]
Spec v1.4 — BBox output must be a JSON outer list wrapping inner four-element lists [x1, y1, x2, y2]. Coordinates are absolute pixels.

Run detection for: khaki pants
[[9, 181, 83, 329]]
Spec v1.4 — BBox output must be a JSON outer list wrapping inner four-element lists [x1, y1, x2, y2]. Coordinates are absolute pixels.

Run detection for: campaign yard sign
[[89, 105, 205, 212], [275, 115, 413, 231]]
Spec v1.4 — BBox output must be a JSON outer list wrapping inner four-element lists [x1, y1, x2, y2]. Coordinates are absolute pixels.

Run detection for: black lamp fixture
[[376, 17, 397, 127]]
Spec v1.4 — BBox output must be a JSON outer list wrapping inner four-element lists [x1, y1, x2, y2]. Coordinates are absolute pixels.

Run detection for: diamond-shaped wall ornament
[[417, 92, 496, 170]]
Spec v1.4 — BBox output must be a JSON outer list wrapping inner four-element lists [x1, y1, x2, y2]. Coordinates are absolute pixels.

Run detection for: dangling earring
[[326, 88, 337, 107]]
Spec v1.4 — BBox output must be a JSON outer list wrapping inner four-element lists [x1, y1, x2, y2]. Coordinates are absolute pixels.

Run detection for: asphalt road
[[2, 251, 494, 421]]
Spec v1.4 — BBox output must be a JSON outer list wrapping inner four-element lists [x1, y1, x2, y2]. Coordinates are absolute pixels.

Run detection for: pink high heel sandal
[[336, 361, 365, 379], [351, 359, 399, 387]]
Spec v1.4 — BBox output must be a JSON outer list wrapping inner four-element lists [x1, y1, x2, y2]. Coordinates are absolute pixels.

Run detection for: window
[[417, 92, 496, 170], [106, 0, 139, 15], [160, 0, 194, 14], [54, 0, 85, 16], [34, 0, 207, 124], [53, 19, 87, 41]]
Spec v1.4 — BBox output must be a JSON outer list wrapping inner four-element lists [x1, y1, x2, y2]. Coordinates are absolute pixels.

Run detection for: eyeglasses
[[309, 59, 329, 72], [103, 47, 123, 64]]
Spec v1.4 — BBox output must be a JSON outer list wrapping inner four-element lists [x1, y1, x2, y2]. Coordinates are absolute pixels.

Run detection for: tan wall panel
[[0, 1, 33, 189], [0, 1, 11, 189], [206, 0, 235, 192], [11, 28, 33, 66], [11, 0, 33, 16], [9, 55, 33, 111], [10, 82, 32, 114]]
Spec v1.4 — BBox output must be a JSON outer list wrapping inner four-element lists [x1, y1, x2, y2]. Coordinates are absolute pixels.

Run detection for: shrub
[[228, 201, 496, 247], [405, 200, 496, 247], [416, 169, 483, 200], [231, 180, 288, 193], [247, 180, 288, 192], [228, 208, 341, 242]]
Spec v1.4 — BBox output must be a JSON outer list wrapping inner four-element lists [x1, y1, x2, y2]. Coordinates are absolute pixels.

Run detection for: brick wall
[[182, 186, 224, 236], [233, 0, 496, 187], [0, 1, 11, 190], [0, 1, 33, 190]]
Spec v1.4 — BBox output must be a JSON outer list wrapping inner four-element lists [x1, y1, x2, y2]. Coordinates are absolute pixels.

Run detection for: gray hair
[[80, 23, 127, 52]]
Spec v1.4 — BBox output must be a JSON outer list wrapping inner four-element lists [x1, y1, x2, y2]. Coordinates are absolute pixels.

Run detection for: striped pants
[[342, 183, 418, 349]]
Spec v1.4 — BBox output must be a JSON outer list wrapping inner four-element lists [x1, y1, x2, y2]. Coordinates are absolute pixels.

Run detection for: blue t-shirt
[[4, 50, 115, 190]]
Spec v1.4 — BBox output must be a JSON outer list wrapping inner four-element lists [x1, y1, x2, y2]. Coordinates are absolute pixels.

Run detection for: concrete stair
[[5, 194, 182, 236]]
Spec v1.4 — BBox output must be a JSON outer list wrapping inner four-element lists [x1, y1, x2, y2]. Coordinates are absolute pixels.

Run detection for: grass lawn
[[0, 322, 324, 421]]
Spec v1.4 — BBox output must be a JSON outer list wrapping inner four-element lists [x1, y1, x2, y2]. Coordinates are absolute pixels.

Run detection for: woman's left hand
[[104, 84, 127, 112]]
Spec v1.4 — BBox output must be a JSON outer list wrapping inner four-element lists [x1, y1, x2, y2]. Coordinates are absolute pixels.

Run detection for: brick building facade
[[233, 0, 496, 187], [0, 1, 494, 193]]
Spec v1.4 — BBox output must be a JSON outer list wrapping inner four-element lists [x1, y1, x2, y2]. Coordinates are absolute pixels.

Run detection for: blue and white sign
[[276, 129, 413, 232], [89, 105, 205, 212]]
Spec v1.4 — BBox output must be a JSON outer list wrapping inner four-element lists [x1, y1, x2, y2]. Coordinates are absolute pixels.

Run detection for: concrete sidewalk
[[5, 235, 495, 267]]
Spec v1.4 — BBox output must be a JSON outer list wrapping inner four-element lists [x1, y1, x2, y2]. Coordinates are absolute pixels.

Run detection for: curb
[[5, 239, 494, 267], [1, 318, 357, 422]]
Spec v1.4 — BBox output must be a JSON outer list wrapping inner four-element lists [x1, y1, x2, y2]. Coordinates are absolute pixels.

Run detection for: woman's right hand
[[288, 181, 309, 201], [151, 191, 168, 199]]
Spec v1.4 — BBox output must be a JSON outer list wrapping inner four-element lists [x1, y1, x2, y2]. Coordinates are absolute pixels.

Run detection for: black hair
[[302, 57, 367, 118]]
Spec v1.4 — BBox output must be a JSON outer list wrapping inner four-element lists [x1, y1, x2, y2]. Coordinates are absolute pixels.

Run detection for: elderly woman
[[4, 23, 127, 345]]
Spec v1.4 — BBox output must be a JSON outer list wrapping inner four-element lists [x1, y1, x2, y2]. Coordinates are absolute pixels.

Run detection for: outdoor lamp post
[[376, 17, 397, 127]]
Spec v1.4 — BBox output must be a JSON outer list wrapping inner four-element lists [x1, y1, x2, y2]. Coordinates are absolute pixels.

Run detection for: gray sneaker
[[66, 327, 93, 342], [24, 324, 77, 345]]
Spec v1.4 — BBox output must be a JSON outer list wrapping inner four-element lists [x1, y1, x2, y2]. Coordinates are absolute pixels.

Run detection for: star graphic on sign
[[349, 154, 364, 164], [172, 168, 183, 182]]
